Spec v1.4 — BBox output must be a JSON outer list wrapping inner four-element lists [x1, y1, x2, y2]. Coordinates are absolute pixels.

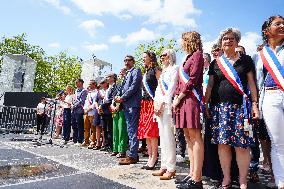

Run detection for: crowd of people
[[35, 15, 284, 189]]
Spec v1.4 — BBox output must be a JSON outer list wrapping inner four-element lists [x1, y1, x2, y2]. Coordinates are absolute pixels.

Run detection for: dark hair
[[203, 53, 211, 63], [262, 15, 284, 44], [89, 80, 97, 85], [124, 55, 135, 62], [144, 51, 158, 69], [113, 74, 117, 82], [76, 78, 84, 83], [237, 45, 246, 55]]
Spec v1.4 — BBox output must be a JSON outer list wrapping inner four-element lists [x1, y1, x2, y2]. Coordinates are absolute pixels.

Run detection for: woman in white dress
[[152, 49, 178, 180]]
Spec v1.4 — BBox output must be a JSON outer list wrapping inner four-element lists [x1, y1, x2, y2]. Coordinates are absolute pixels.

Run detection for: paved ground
[[0, 133, 274, 189]]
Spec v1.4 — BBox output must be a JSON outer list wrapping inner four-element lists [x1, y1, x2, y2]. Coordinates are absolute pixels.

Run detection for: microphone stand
[[46, 99, 57, 145]]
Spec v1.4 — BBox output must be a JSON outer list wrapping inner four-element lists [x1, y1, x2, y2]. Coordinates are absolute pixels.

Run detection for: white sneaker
[[176, 155, 185, 163], [68, 141, 75, 145], [74, 143, 81, 147]]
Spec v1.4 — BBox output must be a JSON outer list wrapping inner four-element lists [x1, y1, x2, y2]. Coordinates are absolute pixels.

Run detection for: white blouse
[[63, 94, 74, 108], [154, 65, 179, 106], [37, 102, 46, 114]]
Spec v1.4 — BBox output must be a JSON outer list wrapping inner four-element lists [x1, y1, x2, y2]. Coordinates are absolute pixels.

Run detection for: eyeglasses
[[271, 22, 284, 27], [160, 54, 167, 58], [211, 48, 220, 53], [124, 59, 133, 62], [222, 37, 235, 42]]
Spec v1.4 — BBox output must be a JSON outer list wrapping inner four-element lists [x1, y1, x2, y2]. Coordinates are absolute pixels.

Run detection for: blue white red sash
[[178, 65, 202, 102], [260, 45, 284, 92], [159, 76, 168, 96], [216, 55, 250, 121], [88, 93, 94, 105], [142, 73, 154, 99], [98, 90, 105, 99]]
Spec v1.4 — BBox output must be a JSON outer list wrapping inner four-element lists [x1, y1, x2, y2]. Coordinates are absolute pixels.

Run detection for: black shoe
[[175, 175, 191, 184], [176, 180, 203, 189], [93, 146, 101, 150], [144, 160, 158, 170], [116, 152, 126, 158], [100, 146, 108, 151], [111, 152, 119, 156]]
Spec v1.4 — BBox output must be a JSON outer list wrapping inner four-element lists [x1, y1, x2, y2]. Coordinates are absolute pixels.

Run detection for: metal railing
[[0, 105, 37, 133]]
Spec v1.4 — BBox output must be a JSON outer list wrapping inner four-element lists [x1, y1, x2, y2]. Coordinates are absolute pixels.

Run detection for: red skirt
[[138, 99, 159, 139]]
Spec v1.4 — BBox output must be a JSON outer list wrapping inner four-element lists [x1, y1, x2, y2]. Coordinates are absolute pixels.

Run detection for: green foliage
[[0, 33, 82, 97], [43, 52, 82, 96], [133, 37, 179, 73]]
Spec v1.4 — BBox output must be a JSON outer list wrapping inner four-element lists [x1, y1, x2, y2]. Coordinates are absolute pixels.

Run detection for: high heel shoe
[[144, 159, 158, 170], [175, 174, 191, 184], [160, 170, 176, 180], [152, 169, 166, 176], [218, 183, 232, 189]]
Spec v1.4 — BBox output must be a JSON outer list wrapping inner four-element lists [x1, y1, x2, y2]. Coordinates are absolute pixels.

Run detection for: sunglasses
[[160, 53, 167, 58]]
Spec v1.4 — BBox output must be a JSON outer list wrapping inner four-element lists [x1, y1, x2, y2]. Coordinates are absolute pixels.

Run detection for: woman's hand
[[172, 96, 180, 110], [154, 102, 164, 117], [251, 103, 260, 119], [204, 106, 211, 119]]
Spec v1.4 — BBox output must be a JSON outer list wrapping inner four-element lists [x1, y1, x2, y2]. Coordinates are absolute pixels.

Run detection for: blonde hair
[[66, 85, 74, 94], [181, 31, 203, 54]]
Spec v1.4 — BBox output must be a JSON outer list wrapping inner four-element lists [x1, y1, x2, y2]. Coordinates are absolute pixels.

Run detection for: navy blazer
[[121, 67, 142, 108], [72, 88, 88, 114], [101, 83, 119, 114]]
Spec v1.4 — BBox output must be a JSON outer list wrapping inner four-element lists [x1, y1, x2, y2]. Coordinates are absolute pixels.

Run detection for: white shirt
[[37, 102, 46, 114], [154, 65, 179, 106], [63, 94, 74, 109], [254, 42, 284, 117], [84, 89, 98, 116]]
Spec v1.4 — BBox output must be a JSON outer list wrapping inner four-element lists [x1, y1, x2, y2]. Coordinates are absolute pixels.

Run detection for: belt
[[265, 86, 279, 90]]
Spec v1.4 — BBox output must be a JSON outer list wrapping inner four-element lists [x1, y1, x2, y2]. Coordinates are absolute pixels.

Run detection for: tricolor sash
[[178, 65, 202, 102], [142, 73, 154, 99], [260, 45, 284, 92], [88, 94, 94, 105], [159, 75, 168, 96], [98, 90, 105, 99], [216, 55, 250, 122]]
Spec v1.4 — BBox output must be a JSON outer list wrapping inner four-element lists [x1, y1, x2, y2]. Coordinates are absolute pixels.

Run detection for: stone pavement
[[0, 133, 274, 189]]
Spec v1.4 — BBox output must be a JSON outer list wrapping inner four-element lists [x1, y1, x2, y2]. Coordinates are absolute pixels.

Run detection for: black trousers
[[102, 114, 113, 148], [176, 128, 186, 157], [63, 108, 72, 141], [36, 114, 47, 135]]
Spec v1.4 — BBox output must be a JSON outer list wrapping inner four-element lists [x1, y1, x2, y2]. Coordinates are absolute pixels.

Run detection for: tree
[[44, 51, 82, 96], [133, 37, 179, 72], [0, 33, 82, 97]]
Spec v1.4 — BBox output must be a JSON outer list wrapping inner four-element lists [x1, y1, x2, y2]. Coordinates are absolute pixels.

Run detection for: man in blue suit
[[115, 55, 142, 165], [72, 78, 88, 145]]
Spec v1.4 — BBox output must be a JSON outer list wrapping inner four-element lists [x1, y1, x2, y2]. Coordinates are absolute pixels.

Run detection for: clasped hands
[[154, 102, 165, 117]]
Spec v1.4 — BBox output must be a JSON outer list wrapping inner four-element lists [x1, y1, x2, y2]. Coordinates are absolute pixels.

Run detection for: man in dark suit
[[72, 79, 88, 145], [115, 55, 142, 165], [100, 73, 118, 152]]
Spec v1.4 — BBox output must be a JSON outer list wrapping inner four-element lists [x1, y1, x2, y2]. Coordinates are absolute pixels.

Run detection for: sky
[[0, 0, 283, 73]]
